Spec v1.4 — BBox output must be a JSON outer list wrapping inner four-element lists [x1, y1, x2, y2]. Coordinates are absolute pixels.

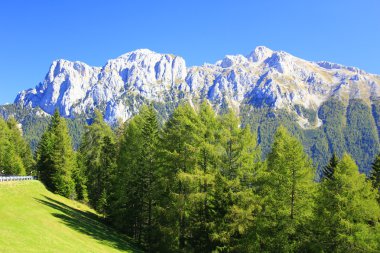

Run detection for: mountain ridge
[[3, 46, 380, 173], [12, 46, 380, 127]]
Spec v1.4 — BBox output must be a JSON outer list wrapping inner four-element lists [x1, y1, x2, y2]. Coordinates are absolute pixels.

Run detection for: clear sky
[[0, 0, 379, 104]]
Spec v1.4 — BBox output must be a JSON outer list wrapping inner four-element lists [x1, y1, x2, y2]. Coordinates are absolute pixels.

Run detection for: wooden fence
[[0, 176, 36, 182]]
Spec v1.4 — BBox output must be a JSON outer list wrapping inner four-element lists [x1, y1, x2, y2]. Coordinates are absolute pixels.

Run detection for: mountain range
[[2, 46, 380, 173]]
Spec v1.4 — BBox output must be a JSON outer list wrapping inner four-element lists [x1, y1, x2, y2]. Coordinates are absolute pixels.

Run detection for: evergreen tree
[[112, 113, 144, 237], [36, 110, 76, 198], [370, 153, 380, 197], [213, 110, 262, 252], [112, 105, 161, 251], [178, 102, 221, 252], [72, 152, 88, 202], [255, 126, 316, 252], [0, 117, 24, 175], [321, 153, 339, 181], [138, 106, 160, 251], [313, 153, 380, 252], [159, 103, 201, 252], [98, 135, 117, 216], [79, 109, 115, 214], [7, 117, 35, 175]]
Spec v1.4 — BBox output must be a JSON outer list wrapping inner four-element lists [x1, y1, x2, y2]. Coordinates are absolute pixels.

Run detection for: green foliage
[[3, 97, 380, 174], [371, 100, 380, 140], [210, 109, 262, 252], [112, 103, 263, 252], [318, 99, 347, 157], [159, 103, 201, 252], [107, 104, 380, 252], [345, 99, 380, 173], [7, 117, 35, 174], [79, 110, 116, 214], [254, 126, 316, 252], [36, 110, 76, 198], [72, 152, 88, 202], [370, 153, 380, 201], [111, 105, 162, 251], [321, 153, 339, 181], [312, 154, 380, 252], [0, 118, 23, 175], [4, 99, 380, 252], [0, 116, 35, 176]]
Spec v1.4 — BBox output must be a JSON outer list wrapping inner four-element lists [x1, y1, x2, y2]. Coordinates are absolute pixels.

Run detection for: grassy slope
[[0, 181, 140, 253]]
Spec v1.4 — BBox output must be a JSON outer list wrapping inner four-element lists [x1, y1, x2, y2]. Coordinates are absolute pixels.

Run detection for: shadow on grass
[[35, 195, 141, 252]]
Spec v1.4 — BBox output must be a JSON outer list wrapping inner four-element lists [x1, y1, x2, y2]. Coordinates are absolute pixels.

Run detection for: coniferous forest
[[2, 102, 380, 252]]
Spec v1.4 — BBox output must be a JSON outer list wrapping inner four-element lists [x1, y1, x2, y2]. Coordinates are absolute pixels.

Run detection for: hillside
[[0, 181, 140, 253]]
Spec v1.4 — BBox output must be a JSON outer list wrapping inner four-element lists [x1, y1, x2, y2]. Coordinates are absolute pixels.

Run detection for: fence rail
[[0, 176, 36, 182]]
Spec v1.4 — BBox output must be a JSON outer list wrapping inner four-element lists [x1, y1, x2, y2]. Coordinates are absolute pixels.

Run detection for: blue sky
[[0, 0, 379, 104]]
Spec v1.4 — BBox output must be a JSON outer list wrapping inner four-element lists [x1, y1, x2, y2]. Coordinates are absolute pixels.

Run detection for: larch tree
[[0, 118, 22, 175], [313, 153, 380, 252], [181, 102, 221, 252], [211, 110, 261, 252], [159, 103, 201, 252], [7, 117, 35, 175], [255, 126, 316, 252]]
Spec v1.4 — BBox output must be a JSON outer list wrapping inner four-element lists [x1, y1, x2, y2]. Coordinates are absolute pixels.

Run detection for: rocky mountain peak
[[247, 46, 274, 62], [14, 47, 380, 126]]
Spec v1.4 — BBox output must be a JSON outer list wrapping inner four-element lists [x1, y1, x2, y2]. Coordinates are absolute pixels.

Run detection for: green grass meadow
[[0, 181, 140, 253]]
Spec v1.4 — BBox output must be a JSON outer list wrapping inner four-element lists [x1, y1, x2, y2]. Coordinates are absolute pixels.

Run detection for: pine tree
[[370, 153, 380, 197], [36, 110, 75, 198], [321, 153, 339, 181], [112, 113, 144, 237], [112, 105, 161, 251], [255, 126, 316, 252], [139, 106, 160, 251], [79, 109, 115, 214], [98, 135, 117, 216], [72, 152, 88, 202], [313, 153, 380, 252]]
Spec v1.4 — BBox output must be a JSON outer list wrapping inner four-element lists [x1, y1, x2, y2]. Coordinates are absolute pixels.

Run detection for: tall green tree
[[36, 110, 75, 198], [7, 117, 35, 175], [313, 153, 380, 252], [112, 105, 161, 251], [98, 135, 117, 216], [211, 110, 262, 252], [159, 103, 201, 252], [0, 117, 24, 175], [79, 110, 115, 214], [72, 151, 88, 202], [255, 126, 316, 252], [112, 113, 144, 237], [176, 102, 221, 252]]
